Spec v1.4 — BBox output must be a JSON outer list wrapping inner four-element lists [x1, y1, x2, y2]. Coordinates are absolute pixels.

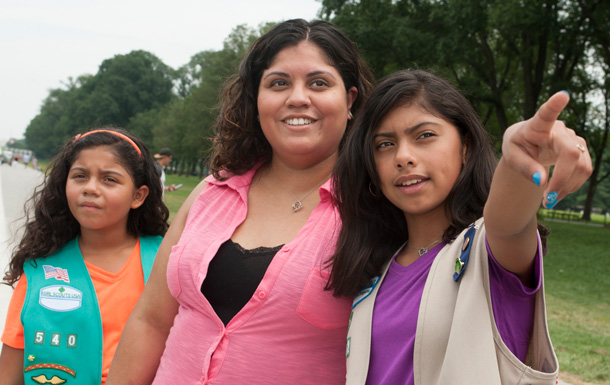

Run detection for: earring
[[368, 182, 379, 198], [348, 111, 353, 119]]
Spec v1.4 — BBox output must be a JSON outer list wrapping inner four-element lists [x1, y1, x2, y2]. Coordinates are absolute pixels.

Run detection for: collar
[[205, 162, 333, 197]]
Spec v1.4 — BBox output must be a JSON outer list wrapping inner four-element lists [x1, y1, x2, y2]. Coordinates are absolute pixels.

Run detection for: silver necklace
[[271, 170, 331, 212], [407, 238, 442, 257]]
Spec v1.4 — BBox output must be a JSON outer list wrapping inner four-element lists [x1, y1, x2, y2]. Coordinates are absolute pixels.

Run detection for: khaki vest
[[346, 219, 558, 385]]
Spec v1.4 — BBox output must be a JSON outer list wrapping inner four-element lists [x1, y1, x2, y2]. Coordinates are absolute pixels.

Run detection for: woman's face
[[257, 41, 357, 167], [372, 104, 466, 221]]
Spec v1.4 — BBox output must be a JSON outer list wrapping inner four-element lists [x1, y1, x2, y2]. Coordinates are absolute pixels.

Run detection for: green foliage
[[24, 51, 175, 157], [321, 0, 610, 227], [73, 50, 175, 130]]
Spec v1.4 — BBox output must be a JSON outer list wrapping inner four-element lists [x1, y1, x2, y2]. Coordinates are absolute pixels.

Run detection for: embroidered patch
[[50, 333, 62, 347], [31, 374, 67, 384], [67, 334, 77, 348], [34, 331, 45, 345], [39, 285, 82, 312], [42, 265, 70, 283], [25, 363, 76, 376]]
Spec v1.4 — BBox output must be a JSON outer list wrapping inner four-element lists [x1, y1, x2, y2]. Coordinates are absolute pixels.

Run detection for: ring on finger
[[576, 143, 586, 153]]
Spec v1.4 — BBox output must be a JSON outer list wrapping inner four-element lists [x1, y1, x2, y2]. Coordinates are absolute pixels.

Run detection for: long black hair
[[327, 69, 498, 297], [3, 127, 169, 286]]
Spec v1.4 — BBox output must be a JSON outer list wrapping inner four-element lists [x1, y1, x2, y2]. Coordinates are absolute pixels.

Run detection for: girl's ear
[[131, 185, 149, 209]]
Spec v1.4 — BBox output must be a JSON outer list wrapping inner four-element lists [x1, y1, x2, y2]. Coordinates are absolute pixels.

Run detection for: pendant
[[292, 200, 303, 212], [418, 247, 428, 257]]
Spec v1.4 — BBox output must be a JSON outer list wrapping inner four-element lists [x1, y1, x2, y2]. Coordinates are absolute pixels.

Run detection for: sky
[[0, 0, 322, 144]]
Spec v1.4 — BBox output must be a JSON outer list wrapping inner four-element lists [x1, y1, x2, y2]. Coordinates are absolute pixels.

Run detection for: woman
[[107, 19, 373, 384]]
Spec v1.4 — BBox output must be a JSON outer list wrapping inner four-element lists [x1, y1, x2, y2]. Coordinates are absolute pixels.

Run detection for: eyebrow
[[373, 121, 440, 138], [69, 166, 125, 177], [262, 70, 337, 80]]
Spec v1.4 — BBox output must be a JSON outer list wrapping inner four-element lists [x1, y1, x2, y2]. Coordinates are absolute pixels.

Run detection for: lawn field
[[542, 220, 610, 384], [163, 173, 205, 221]]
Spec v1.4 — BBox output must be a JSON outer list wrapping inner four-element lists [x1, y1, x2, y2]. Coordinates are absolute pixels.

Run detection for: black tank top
[[200, 239, 283, 325]]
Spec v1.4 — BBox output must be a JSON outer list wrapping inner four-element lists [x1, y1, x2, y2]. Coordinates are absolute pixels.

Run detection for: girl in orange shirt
[[0, 128, 168, 385]]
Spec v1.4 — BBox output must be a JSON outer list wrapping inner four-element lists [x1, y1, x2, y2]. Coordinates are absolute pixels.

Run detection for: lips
[[395, 175, 427, 187], [394, 175, 428, 193], [398, 178, 423, 186], [80, 201, 101, 210]]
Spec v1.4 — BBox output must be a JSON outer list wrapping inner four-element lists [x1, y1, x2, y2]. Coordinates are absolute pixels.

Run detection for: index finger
[[530, 91, 570, 134]]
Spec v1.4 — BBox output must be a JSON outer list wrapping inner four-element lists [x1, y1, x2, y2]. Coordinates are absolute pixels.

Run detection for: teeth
[[285, 118, 313, 125], [401, 179, 422, 186]]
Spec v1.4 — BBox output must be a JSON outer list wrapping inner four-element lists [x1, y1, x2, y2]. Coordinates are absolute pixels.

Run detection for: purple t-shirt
[[365, 237, 541, 385]]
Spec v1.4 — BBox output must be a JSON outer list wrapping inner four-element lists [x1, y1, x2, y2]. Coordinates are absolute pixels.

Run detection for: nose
[[286, 82, 310, 108], [394, 142, 416, 169], [83, 178, 100, 196]]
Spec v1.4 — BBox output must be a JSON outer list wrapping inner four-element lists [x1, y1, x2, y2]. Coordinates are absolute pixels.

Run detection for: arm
[[484, 92, 592, 284], [0, 345, 25, 385], [106, 180, 209, 384]]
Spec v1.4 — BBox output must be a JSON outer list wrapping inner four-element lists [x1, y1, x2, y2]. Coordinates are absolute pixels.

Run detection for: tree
[[25, 51, 176, 158], [321, 0, 609, 220], [148, 23, 271, 176], [24, 76, 90, 158], [69, 50, 175, 131]]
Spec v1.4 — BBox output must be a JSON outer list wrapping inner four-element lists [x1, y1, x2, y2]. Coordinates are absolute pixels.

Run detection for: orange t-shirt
[[1, 239, 145, 384]]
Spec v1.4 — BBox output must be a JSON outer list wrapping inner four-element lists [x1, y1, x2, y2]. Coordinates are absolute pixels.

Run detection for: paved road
[[0, 163, 44, 341], [0, 163, 579, 384]]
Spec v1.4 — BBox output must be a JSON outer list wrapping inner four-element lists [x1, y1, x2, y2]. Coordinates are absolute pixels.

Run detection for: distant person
[[0, 128, 169, 384], [153, 147, 176, 193], [22, 153, 31, 169], [328, 70, 592, 384], [107, 19, 373, 384]]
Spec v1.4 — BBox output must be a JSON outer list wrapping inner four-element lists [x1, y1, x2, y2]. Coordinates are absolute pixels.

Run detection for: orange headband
[[74, 130, 142, 159]]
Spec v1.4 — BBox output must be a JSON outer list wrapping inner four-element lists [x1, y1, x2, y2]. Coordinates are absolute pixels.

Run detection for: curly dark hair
[[3, 127, 169, 286], [208, 19, 374, 179], [327, 69, 500, 297]]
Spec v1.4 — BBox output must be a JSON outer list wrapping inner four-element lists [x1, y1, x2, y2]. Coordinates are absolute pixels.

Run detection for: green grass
[[542, 220, 610, 384], [163, 173, 204, 221]]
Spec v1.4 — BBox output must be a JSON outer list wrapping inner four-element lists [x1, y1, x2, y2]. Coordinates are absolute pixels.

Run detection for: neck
[[264, 154, 335, 194], [78, 227, 136, 252], [404, 209, 450, 247]]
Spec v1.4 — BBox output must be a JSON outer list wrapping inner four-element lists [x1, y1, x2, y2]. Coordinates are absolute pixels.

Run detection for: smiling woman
[[257, 41, 358, 167], [107, 19, 374, 385]]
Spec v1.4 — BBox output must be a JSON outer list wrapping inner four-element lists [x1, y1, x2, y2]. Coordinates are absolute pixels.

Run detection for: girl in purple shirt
[[328, 70, 592, 384]]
